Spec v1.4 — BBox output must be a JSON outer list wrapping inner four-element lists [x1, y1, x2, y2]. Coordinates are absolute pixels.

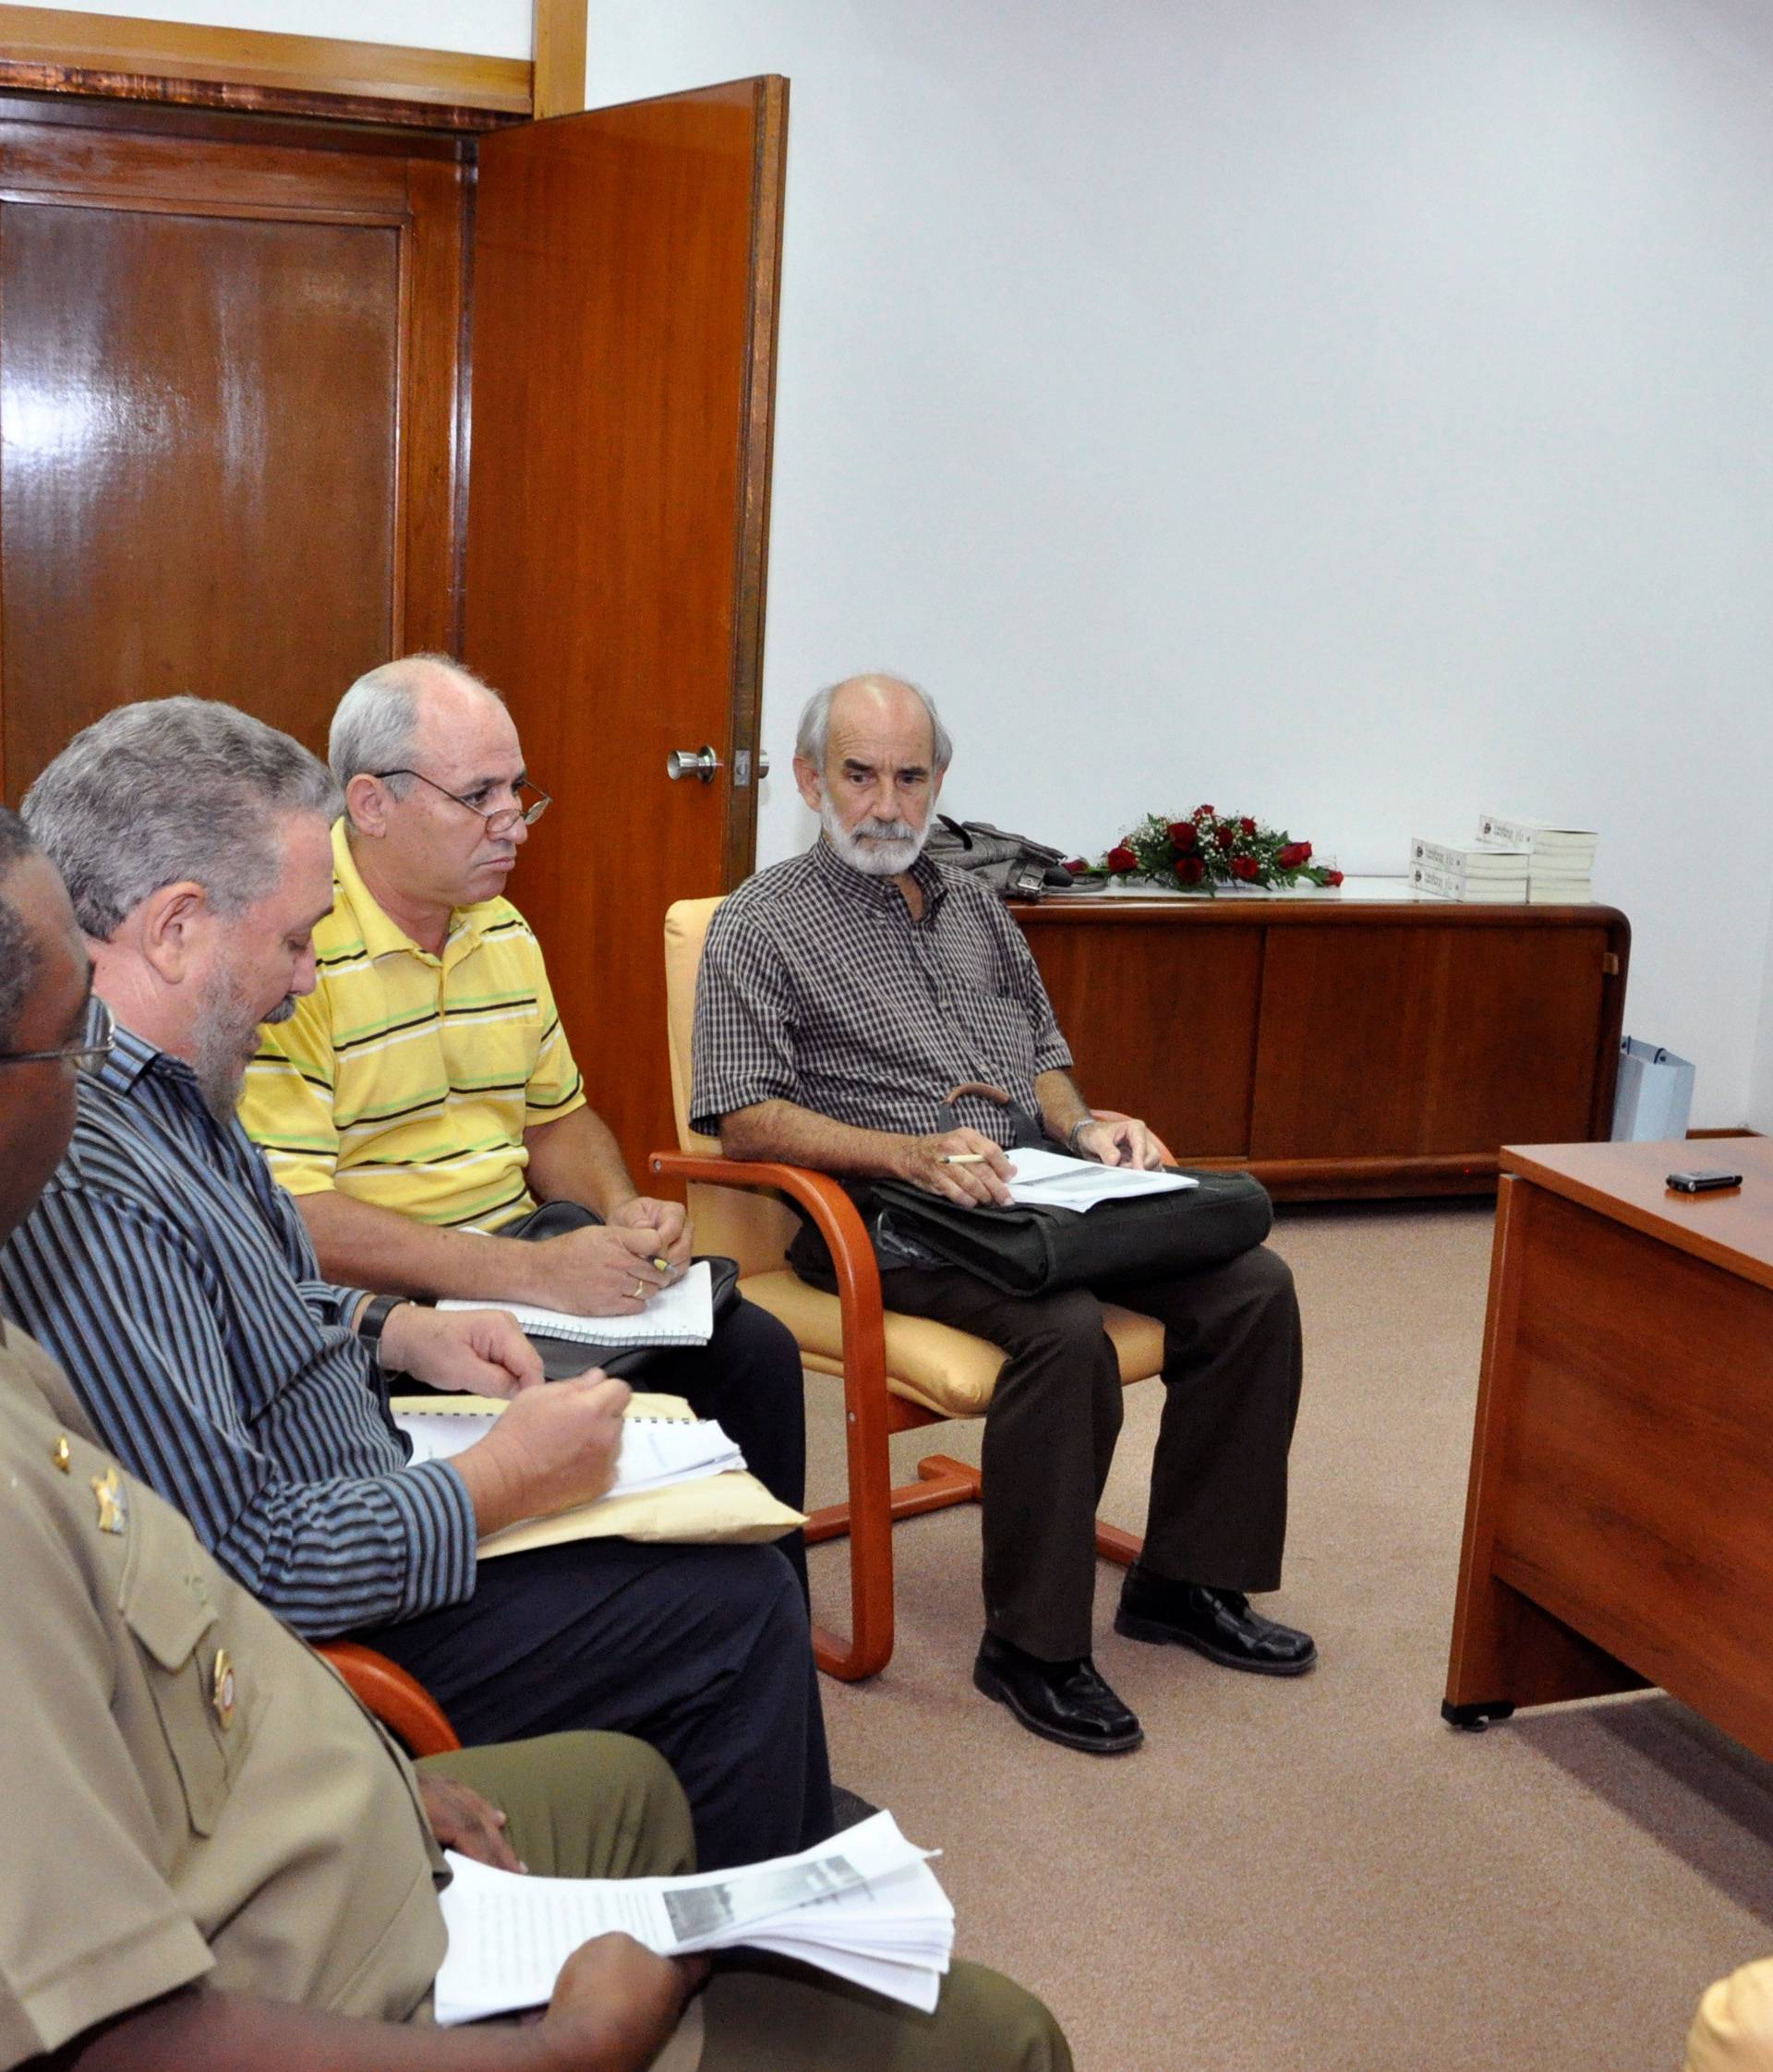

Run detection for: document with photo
[[433, 1811, 954, 2023]]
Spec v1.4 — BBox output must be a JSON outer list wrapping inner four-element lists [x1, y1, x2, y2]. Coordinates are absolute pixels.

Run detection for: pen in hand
[[936, 1152, 989, 1166]]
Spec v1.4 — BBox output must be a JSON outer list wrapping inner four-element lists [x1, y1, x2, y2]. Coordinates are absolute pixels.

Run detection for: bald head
[[332, 653, 535, 926], [795, 674, 952, 777], [329, 653, 506, 795]]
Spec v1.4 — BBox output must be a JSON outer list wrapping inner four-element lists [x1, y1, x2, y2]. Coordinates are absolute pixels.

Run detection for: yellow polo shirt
[[239, 819, 586, 1230]]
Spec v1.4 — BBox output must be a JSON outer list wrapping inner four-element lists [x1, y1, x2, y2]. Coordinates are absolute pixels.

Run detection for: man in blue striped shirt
[[0, 697, 832, 1873]]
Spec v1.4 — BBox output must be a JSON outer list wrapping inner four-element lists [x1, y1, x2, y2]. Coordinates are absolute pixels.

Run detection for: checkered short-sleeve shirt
[[690, 839, 1072, 1147]]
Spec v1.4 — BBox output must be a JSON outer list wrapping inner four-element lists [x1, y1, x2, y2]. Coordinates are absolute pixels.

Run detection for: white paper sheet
[[433, 1813, 950, 2026], [1000, 1145, 1198, 1209], [396, 1407, 742, 1496]]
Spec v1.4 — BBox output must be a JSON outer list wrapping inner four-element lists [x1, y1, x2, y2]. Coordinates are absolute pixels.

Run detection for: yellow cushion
[[1686, 1960, 1773, 2072], [740, 1269, 1164, 1418], [665, 897, 725, 1154]]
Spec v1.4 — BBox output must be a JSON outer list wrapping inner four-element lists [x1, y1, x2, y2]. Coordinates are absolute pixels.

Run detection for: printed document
[[432, 1812, 955, 2023], [1002, 1145, 1198, 1209]]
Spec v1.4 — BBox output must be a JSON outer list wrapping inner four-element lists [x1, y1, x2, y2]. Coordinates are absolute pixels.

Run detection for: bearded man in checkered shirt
[[691, 674, 1315, 1758]]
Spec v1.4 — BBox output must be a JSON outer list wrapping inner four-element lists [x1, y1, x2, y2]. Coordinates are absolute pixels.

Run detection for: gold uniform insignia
[[51, 1434, 70, 1474], [210, 1648, 236, 1729], [90, 1466, 127, 1535]]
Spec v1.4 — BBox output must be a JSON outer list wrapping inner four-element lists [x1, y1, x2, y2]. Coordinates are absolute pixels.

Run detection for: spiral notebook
[[437, 1259, 715, 1347], [392, 1393, 742, 1497]]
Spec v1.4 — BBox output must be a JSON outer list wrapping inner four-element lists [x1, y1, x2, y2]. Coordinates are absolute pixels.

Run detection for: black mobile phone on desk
[[1665, 1168, 1744, 1193]]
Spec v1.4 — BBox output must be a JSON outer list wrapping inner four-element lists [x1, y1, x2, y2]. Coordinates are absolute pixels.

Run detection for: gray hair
[[796, 675, 953, 776], [329, 653, 504, 799], [22, 698, 340, 939], [0, 808, 42, 1049]]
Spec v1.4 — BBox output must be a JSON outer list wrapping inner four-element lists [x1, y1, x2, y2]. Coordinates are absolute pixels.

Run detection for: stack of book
[[1477, 813, 1598, 903], [1408, 836, 1529, 903]]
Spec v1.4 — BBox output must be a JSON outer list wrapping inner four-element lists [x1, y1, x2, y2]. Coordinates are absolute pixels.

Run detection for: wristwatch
[[356, 1293, 408, 1367], [1067, 1117, 1100, 1155]]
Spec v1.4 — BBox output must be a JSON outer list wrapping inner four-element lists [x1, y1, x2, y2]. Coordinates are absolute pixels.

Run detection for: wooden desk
[[1013, 888, 1630, 1199], [1443, 1138, 1773, 1759]]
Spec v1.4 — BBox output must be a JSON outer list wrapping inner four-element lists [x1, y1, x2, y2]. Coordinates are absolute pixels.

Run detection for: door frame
[[721, 73, 788, 887], [0, 2, 575, 130]]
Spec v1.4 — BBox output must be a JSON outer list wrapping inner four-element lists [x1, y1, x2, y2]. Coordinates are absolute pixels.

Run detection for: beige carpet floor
[[802, 1200, 1773, 2072]]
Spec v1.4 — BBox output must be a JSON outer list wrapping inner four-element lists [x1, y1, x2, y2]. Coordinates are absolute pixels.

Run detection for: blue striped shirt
[[0, 1016, 478, 1635]]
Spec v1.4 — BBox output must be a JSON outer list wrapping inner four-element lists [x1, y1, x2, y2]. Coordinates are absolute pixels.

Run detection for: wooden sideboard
[[1011, 889, 1631, 1199]]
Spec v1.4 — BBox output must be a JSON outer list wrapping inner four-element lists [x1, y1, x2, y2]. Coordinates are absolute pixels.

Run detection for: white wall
[[42, 1, 530, 57], [1752, 905, 1773, 1132], [590, 0, 1773, 1129]]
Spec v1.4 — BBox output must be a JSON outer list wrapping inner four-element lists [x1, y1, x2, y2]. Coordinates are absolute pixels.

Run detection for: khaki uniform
[[0, 1322, 1070, 2072], [0, 1322, 445, 2063]]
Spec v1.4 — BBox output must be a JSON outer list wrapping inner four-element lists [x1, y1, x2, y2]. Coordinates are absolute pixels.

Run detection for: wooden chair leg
[[806, 1452, 1141, 1678], [805, 1455, 981, 1680], [805, 1456, 981, 1544]]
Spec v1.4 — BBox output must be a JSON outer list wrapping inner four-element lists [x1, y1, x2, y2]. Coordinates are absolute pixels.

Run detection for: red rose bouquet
[[1069, 806, 1343, 893]]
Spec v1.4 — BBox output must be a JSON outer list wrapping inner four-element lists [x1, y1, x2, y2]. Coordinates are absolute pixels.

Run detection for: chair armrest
[[647, 1150, 883, 1317], [649, 1150, 899, 1672], [318, 1641, 462, 1757]]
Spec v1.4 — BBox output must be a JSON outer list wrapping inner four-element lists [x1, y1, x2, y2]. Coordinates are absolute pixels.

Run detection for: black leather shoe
[[1114, 1571, 1318, 1676], [972, 1632, 1144, 1754]]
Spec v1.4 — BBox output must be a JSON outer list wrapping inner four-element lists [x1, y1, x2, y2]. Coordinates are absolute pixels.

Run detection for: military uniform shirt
[[0, 1323, 446, 2066], [240, 817, 586, 1231], [691, 838, 1073, 1146]]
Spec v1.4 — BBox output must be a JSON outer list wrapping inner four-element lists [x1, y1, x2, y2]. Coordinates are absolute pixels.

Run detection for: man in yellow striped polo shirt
[[247, 809, 585, 1236], [239, 656, 807, 1597]]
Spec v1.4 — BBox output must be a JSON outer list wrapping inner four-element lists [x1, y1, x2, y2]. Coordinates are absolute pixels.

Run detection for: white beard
[[819, 798, 931, 877]]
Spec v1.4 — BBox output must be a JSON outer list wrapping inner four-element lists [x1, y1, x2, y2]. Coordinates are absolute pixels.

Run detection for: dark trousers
[[641, 1298, 809, 1601], [354, 1535, 833, 1871], [875, 1245, 1304, 1661]]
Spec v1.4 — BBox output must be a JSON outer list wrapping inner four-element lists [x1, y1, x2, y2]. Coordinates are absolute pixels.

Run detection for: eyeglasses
[[372, 768, 552, 838], [0, 996, 115, 1075]]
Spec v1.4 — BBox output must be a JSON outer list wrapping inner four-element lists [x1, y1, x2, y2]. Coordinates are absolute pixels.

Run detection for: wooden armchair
[[319, 1641, 462, 1757], [652, 896, 1164, 1681]]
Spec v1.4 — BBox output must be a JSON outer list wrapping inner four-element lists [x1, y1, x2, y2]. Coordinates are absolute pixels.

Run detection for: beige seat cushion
[[741, 1269, 1165, 1418], [1686, 1958, 1773, 2072]]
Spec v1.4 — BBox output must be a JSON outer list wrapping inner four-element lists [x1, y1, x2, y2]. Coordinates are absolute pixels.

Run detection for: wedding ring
[[630, 1279, 645, 1299]]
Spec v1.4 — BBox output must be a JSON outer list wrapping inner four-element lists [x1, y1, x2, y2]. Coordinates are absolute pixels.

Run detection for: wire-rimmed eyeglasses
[[373, 768, 552, 838], [0, 995, 115, 1075]]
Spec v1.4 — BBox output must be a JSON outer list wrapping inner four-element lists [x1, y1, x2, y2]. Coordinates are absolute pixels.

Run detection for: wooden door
[[463, 78, 788, 1168], [0, 100, 465, 797]]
